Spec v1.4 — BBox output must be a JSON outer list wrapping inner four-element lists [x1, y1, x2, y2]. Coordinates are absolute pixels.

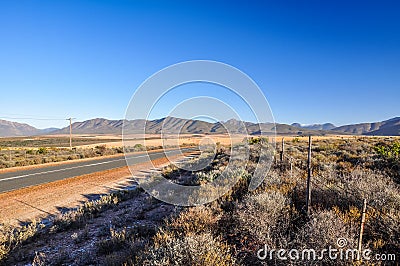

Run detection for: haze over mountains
[[291, 123, 336, 131], [0, 117, 399, 137]]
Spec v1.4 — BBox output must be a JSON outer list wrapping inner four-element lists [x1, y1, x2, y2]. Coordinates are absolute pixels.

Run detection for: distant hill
[[0, 119, 41, 137], [40, 127, 59, 134], [1, 117, 400, 137], [52, 117, 218, 135], [145, 117, 219, 134], [333, 117, 400, 136], [291, 123, 336, 131], [52, 118, 130, 135], [0, 120, 59, 137], [52, 117, 334, 136]]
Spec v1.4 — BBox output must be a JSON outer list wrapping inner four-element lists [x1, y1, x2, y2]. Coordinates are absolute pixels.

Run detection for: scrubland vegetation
[[0, 136, 399, 265], [0, 144, 165, 169], [0, 137, 120, 148], [0, 146, 122, 169]]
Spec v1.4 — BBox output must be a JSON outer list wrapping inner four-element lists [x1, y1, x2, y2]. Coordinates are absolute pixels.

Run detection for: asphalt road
[[0, 148, 193, 193]]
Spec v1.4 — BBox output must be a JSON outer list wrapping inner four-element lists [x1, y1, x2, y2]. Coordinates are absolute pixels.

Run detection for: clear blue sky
[[1, 0, 399, 129]]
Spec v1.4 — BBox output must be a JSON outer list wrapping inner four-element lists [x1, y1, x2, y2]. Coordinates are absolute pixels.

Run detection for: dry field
[[0, 134, 244, 169], [1, 135, 399, 265], [80, 134, 247, 148], [0, 135, 121, 148]]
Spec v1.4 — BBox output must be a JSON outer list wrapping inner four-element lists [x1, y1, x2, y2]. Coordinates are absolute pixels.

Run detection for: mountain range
[[333, 117, 400, 136], [0, 117, 399, 137], [0, 119, 57, 137], [291, 123, 336, 131], [49, 117, 329, 136]]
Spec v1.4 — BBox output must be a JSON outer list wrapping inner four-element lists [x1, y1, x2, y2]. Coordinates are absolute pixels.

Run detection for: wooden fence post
[[357, 199, 367, 260], [280, 137, 285, 170], [273, 137, 277, 165], [305, 135, 312, 215]]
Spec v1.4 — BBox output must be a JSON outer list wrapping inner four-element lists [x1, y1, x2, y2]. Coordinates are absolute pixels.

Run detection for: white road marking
[[0, 149, 192, 183], [0, 157, 133, 182]]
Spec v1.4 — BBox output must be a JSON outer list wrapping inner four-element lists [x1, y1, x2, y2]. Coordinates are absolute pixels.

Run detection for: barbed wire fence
[[269, 136, 400, 255]]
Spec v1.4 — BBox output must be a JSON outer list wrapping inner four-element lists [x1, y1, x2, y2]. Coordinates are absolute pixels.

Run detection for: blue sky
[[0, 0, 399, 129]]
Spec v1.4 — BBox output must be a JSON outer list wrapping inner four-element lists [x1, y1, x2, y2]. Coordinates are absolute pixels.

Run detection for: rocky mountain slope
[[2, 117, 399, 137]]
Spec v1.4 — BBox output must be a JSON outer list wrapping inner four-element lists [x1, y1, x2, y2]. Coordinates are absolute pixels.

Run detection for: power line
[[0, 113, 68, 120], [0, 117, 66, 121]]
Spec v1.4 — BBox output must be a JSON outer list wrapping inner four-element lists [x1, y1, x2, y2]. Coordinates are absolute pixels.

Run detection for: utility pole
[[67, 118, 75, 150], [305, 135, 312, 215]]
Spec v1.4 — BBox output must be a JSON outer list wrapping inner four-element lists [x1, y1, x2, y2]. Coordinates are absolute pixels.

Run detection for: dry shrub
[[261, 172, 298, 196], [332, 205, 362, 225], [142, 232, 235, 266], [32, 251, 46, 266], [51, 190, 140, 231], [293, 209, 358, 265], [97, 227, 131, 255], [132, 204, 233, 265], [167, 207, 220, 235], [342, 169, 400, 211], [234, 191, 291, 249], [51, 195, 119, 230], [0, 221, 42, 263]]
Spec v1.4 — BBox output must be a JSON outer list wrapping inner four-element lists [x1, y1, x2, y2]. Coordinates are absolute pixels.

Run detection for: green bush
[[247, 137, 268, 145], [133, 144, 145, 151], [375, 141, 400, 159], [37, 147, 48, 155]]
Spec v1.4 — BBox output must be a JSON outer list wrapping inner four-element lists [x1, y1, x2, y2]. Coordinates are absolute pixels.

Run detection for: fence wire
[[272, 140, 400, 235]]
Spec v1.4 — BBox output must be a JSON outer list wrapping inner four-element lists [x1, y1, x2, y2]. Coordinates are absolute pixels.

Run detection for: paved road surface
[[0, 148, 193, 193]]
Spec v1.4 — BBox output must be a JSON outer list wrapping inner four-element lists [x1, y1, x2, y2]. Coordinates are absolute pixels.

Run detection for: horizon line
[[2, 115, 399, 130]]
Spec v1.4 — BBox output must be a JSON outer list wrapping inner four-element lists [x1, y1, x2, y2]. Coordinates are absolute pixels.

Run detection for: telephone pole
[[67, 118, 75, 150]]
